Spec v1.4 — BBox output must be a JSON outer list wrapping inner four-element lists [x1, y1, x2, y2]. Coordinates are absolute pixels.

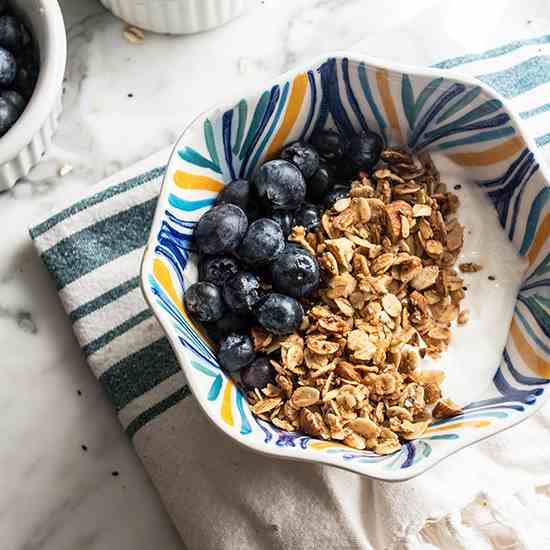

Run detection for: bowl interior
[[142, 55, 550, 480]]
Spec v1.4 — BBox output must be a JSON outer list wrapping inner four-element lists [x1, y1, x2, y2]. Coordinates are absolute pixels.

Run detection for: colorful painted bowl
[[141, 54, 549, 481]]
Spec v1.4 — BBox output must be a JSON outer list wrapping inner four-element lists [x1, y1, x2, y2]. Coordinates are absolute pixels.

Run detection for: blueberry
[[324, 185, 351, 208], [214, 313, 251, 337], [194, 204, 248, 256], [0, 96, 18, 137], [14, 48, 39, 98], [253, 160, 306, 211], [280, 141, 320, 179], [271, 245, 320, 298], [238, 218, 284, 265], [0, 46, 15, 87], [310, 129, 344, 162], [199, 256, 240, 286], [205, 312, 251, 343], [0, 15, 22, 52], [255, 293, 304, 335], [293, 203, 320, 232], [344, 130, 383, 172], [269, 211, 293, 238], [1, 90, 25, 113], [306, 160, 336, 203], [183, 281, 225, 322], [216, 178, 250, 210], [240, 356, 275, 390], [223, 271, 261, 315], [245, 200, 262, 223], [218, 332, 255, 371]]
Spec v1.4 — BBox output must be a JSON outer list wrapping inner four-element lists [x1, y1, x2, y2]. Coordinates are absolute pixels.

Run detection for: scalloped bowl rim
[[140, 52, 550, 481]]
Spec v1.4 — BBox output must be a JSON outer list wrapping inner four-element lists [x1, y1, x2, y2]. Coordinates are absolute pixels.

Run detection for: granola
[[246, 149, 468, 454]]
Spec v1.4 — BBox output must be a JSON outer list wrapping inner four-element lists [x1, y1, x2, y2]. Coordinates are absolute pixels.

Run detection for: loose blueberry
[[310, 129, 344, 162], [306, 160, 336, 203], [0, 96, 18, 137], [240, 356, 275, 390], [223, 271, 261, 315], [216, 178, 250, 210], [280, 141, 320, 179], [0, 46, 15, 87], [255, 293, 304, 335], [271, 244, 320, 298], [253, 159, 306, 211], [218, 332, 255, 371], [199, 256, 240, 286], [194, 204, 248, 255], [183, 281, 225, 322], [324, 185, 351, 208], [344, 130, 383, 172], [293, 203, 321, 231], [1, 89, 25, 113], [0, 15, 22, 52], [269, 211, 293, 238], [238, 218, 284, 265]]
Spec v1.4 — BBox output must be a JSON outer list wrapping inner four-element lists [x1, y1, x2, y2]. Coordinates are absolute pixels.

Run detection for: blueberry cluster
[[0, 1, 39, 138], [185, 128, 383, 389]]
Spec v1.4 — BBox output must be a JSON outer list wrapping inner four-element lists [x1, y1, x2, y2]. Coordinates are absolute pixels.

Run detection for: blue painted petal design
[[178, 147, 221, 173], [222, 109, 236, 180], [233, 100, 247, 155], [208, 375, 223, 401], [357, 62, 387, 143], [342, 57, 368, 132], [519, 187, 550, 255], [168, 195, 216, 212], [436, 86, 481, 123]]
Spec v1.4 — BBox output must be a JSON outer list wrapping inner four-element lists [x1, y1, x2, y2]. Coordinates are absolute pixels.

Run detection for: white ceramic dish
[[99, 0, 246, 35], [0, 0, 66, 191], [141, 53, 550, 481]]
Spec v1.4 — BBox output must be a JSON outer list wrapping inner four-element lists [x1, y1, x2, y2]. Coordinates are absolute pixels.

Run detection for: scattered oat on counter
[[58, 163, 73, 177], [246, 149, 467, 454], [123, 25, 145, 44]]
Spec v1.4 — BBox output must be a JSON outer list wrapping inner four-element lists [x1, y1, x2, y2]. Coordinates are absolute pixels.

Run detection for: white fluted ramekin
[[0, 0, 66, 191], [99, 0, 246, 35]]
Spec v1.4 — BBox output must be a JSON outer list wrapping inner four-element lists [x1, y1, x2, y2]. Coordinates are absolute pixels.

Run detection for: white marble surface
[[1, 1, 549, 548]]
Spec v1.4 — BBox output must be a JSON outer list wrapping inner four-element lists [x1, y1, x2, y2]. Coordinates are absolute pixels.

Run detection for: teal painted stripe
[[233, 100, 247, 155], [83, 309, 153, 356], [126, 384, 191, 439], [477, 56, 550, 98], [437, 127, 516, 150], [520, 102, 550, 119], [535, 132, 550, 146], [167, 194, 215, 212], [178, 147, 221, 173], [69, 276, 140, 322], [204, 119, 221, 169], [30, 166, 165, 239], [434, 34, 550, 69], [41, 198, 158, 290], [100, 337, 180, 412]]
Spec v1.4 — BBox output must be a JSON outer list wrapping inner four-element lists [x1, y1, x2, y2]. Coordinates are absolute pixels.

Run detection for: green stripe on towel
[[41, 198, 158, 290], [30, 166, 166, 239], [83, 309, 153, 356], [126, 384, 191, 439], [69, 276, 140, 322], [99, 337, 180, 411]]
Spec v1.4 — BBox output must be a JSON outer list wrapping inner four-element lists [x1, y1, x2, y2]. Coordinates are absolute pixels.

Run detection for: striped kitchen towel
[[30, 36, 550, 550]]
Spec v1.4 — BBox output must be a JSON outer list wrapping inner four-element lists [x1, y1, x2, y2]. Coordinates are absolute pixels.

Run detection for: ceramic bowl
[[0, 0, 66, 191], [99, 0, 246, 35], [141, 53, 549, 481]]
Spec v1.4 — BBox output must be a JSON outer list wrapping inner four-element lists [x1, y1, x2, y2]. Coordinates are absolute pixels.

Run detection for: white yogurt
[[420, 154, 528, 405]]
